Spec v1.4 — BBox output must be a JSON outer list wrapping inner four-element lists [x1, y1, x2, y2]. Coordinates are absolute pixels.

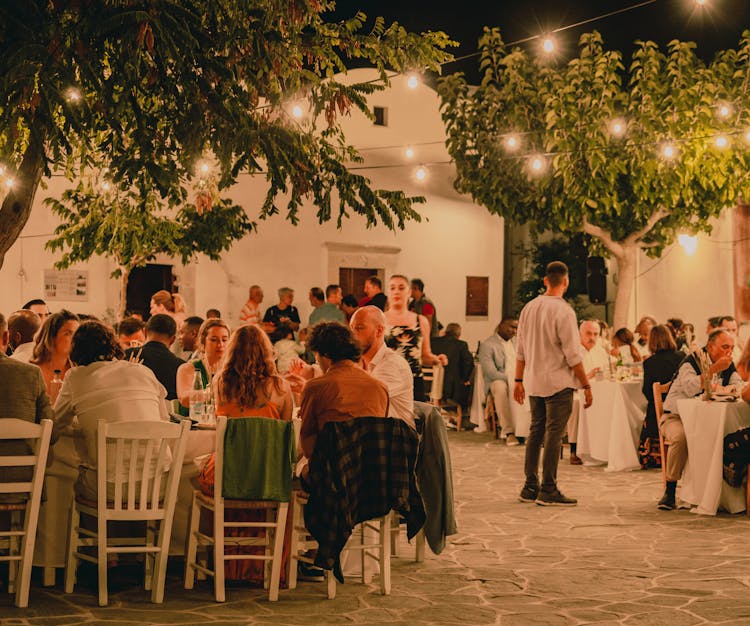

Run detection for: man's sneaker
[[657, 492, 676, 510], [536, 490, 577, 506], [518, 486, 539, 503], [569, 453, 583, 465], [298, 562, 326, 582], [506, 434, 520, 446]]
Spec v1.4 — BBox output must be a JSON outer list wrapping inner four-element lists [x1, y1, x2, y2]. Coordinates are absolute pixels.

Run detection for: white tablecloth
[[677, 398, 750, 515], [469, 366, 530, 436], [577, 380, 646, 472]]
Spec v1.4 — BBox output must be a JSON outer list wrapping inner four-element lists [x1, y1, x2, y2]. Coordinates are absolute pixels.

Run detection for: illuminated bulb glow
[[101, 181, 111, 191], [661, 143, 677, 160], [405, 147, 415, 159], [695, 0, 707, 6], [0, 165, 5, 176], [744, 130, 750, 143], [66, 88, 81, 102], [678, 234, 698, 256], [717, 103, 732, 119], [714, 135, 729, 149], [609, 118, 626, 138], [415, 166, 426, 181], [200, 162, 210, 174], [529, 155, 546, 173], [5, 178, 14, 189], [542, 37, 555, 53], [504, 135, 520, 151], [406, 74, 419, 89], [291, 104, 303, 118]]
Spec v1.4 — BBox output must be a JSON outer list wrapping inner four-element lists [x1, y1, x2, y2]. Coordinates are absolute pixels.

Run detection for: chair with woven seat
[[184, 416, 295, 602], [653, 381, 671, 486], [0, 418, 52, 608], [64, 418, 190, 606]]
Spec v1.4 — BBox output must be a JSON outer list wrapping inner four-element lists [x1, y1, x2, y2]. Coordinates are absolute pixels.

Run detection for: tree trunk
[[118, 268, 131, 320], [612, 244, 638, 330], [0, 139, 46, 269]]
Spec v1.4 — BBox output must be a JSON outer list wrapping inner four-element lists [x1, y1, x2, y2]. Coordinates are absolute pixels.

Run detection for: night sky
[[329, 0, 750, 83]]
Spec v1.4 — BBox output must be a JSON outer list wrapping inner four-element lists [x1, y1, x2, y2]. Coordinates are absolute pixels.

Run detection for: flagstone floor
[[3, 431, 750, 625]]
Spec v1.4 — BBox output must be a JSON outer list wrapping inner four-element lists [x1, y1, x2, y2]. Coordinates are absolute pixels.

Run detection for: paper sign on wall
[[44, 269, 89, 301]]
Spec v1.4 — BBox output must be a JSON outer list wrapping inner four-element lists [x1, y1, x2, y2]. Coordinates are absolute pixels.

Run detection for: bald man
[[568, 320, 611, 465], [350, 305, 415, 429], [8, 309, 41, 362]]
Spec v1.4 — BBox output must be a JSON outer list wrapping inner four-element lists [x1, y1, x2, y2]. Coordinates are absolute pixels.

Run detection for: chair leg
[[16, 507, 37, 608], [213, 509, 225, 603], [379, 515, 391, 595], [42, 567, 56, 587], [390, 511, 399, 557], [360, 523, 370, 584], [64, 504, 79, 594], [415, 528, 425, 563], [184, 495, 200, 590], [326, 569, 336, 599], [287, 493, 302, 590], [97, 514, 108, 606], [144, 523, 155, 592], [268, 503, 288, 602], [8, 511, 19, 595], [151, 518, 172, 604]]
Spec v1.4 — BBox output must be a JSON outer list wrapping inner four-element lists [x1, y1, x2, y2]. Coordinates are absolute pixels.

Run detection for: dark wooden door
[[339, 267, 379, 301], [126, 264, 173, 319]]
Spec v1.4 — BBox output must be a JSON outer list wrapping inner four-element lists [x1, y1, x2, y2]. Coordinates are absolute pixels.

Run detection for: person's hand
[[127, 347, 143, 364], [437, 354, 448, 366], [711, 355, 733, 374], [583, 387, 593, 409], [288, 358, 314, 380], [513, 381, 525, 404], [279, 316, 290, 324], [587, 367, 600, 379]]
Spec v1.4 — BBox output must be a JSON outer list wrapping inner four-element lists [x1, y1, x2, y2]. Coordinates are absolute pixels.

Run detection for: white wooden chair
[[653, 381, 671, 487], [425, 363, 463, 431], [64, 419, 190, 606], [0, 418, 52, 608], [287, 490, 391, 599], [184, 416, 294, 602]]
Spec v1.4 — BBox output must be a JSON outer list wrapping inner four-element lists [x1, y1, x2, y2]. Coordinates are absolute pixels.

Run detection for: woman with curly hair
[[30, 309, 80, 400], [52, 320, 170, 500], [197, 323, 294, 584]]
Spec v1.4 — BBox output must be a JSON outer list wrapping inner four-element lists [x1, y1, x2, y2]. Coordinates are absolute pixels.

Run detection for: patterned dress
[[386, 322, 425, 401]]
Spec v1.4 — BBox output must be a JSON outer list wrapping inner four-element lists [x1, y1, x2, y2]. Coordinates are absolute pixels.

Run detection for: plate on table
[[712, 393, 738, 402]]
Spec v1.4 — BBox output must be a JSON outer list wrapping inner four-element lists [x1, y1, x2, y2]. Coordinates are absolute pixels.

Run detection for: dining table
[[677, 397, 750, 515], [575, 378, 647, 472]]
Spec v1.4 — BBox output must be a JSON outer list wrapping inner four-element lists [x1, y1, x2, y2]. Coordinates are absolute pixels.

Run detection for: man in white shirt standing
[[350, 305, 415, 429], [513, 262, 592, 506], [478, 317, 520, 445], [568, 320, 611, 465]]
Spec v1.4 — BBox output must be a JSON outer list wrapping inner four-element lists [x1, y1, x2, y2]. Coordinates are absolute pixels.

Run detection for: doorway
[[339, 268, 380, 301], [126, 264, 173, 319]]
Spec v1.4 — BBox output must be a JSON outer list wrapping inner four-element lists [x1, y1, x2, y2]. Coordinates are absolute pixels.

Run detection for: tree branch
[[625, 206, 670, 245], [582, 217, 623, 257]]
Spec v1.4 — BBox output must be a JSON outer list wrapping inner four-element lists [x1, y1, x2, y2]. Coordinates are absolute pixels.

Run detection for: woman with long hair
[[150, 290, 186, 323], [176, 318, 230, 409], [197, 323, 294, 584], [30, 309, 80, 399], [610, 327, 642, 364], [638, 325, 684, 469], [384, 274, 446, 401]]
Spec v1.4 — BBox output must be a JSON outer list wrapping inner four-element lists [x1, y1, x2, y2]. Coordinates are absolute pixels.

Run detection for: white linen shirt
[[516, 294, 582, 397], [53, 360, 170, 478], [663, 356, 743, 416], [10, 342, 33, 362], [368, 343, 416, 430]]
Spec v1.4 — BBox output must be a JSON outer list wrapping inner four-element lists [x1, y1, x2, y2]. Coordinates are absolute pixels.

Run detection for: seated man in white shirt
[[350, 306, 415, 429], [478, 318, 520, 445], [568, 320, 611, 465], [634, 315, 657, 358], [659, 329, 743, 510]]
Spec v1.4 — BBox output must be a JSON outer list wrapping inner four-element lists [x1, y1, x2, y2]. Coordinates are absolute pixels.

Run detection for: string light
[[504, 134, 521, 152], [695, 0, 707, 6], [541, 37, 556, 54], [609, 118, 627, 138], [5, 178, 14, 189], [101, 180, 111, 192], [529, 154, 547, 174], [404, 147, 415, 159], [291, 104, 304, 119], [199, 162, 210, 174], [406, 74, 420, 89], [714, 134, 729, 149], [66, 88, 81, 103], [660, 142, 678, 161], [717, 102, 733, 119], [415, 165, 427, 181]]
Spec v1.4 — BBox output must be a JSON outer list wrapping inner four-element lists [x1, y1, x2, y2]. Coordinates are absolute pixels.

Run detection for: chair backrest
[[0, 418, 52, 501], [653, 381, 671, 424], [213, 416, 295, 503], [96, 419, 190, 516]]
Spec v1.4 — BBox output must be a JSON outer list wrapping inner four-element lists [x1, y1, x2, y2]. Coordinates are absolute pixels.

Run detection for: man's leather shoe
[[657, 492, 676, 510], [569, 453, 583, 465]]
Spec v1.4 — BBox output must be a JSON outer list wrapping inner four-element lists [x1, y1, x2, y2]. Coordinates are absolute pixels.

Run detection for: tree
[[45, 176, 254, 318], [438, 29, 750, 328], [0, 0, 453, 268]]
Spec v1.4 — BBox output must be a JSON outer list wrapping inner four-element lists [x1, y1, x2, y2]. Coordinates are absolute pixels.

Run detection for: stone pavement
[[3, 431, 750, 625]]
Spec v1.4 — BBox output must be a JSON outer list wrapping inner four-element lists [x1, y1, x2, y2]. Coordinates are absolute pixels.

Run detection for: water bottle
[[204, 381, 216, 425], [50, 369, 63, 405], [189, 370, 205, 422]]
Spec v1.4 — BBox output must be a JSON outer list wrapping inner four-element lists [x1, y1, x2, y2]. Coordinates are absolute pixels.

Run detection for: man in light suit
[[0, 312, 54, 500], [478, 318, 520, 445]]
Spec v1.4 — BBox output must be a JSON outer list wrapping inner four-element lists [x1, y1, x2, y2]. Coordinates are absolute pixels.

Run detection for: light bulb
[[714, 135, 729, 149], [291, 104, 303, 119], [541, 37, 555, 54], [695, 0, 707, 6], [744, 130, 750, 143], [66, 88, 81, 103], [415, 166, 427, 181], [405, 147, 415, 159], [101, 181, 111, 192], [661, 143, 677, 160], [717, 102, 732, 119], [200, 162, 210, 174], [5, 178, 14, 189], [406, 74, 419, 89], [529, 155, 546, 173], [678, 233, 698, 256], [504, 134, 520, 152], [609, 118, 626, 138]]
